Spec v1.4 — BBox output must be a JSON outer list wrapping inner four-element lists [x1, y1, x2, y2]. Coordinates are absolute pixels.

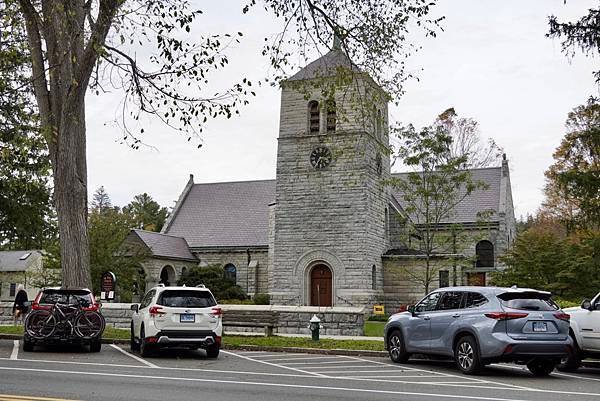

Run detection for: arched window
[[159, 265, 175, 286], [376, 109, 382, 138], [371, 265, 377, 290], [308, 101, 320, 133], [326, 100, 336, 132], [476, 241, 494, 267], [181, 267, 187, 277], [224, 263, 237, 283]]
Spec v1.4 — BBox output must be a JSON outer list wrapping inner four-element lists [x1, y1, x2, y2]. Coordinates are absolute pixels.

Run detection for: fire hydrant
[[309, 314, 321, 341]]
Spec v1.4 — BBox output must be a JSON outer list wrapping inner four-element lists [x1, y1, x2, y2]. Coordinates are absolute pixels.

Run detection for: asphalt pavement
[[0, 339, 599, 401]]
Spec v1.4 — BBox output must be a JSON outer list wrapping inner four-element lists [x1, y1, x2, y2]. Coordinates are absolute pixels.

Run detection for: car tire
[[454, 335, 483, 375], [139, 327, 152, 357], [557, 337, 582, 372], [22, 337, 34, 352], [130, 323, 140, 352], [206, 344, 220, 358], [90, 339, 102, 353], [527, 359, 555, 376], [387, 329, 410, 364]]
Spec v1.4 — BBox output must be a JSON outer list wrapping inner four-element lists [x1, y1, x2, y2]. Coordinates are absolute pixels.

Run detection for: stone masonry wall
[[1, 303, 366, 336]]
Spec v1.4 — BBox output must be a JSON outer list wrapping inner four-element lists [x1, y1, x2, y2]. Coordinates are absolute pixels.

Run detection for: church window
[[475, 241, 494, 267], [384, 207, 389, 240], [308, 101, 320, 133], [439, 270, 449, 288], [326, 100, 336, 132], [371, 265, 377, 290], [376, 109, 382, 138], [224, 263, 237, 283]]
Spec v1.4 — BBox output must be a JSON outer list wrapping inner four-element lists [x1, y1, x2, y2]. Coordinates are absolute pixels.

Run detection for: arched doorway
[[159, 265, 176, 286], [310, 264, 332, 307]]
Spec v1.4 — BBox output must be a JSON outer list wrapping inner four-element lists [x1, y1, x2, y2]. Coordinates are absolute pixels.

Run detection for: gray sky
[[86, 0, 598, 219]]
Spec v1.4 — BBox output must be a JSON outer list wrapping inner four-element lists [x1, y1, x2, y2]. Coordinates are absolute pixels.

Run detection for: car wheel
[[90, 339, 102, 353], [22, 337, 34, 352], [130, 323, 140, 352], [527, 359, 555, 376], [455, 335, 483, 375], [387, 329, 410, 363], [557, 337, 582, 372], [139, 327, 152, 357], [206, 344, 220, 359]]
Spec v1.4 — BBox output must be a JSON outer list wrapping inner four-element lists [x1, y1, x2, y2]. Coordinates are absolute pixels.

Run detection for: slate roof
[[287, 49, 360, 81], [0, 250, 42, 272], [131, 230, 197, 261], [163, 179, 276, 248], [390, 167, 502, 224]]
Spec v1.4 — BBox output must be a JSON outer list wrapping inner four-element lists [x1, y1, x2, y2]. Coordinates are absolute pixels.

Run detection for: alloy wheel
[[457, 341, 474, 370]]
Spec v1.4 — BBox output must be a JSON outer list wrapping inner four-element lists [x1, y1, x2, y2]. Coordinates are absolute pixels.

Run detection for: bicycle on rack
[[23, 288, 105, 352]]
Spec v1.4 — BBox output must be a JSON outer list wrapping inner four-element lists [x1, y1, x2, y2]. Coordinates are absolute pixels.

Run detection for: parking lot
[[0, 338, 599, 401]]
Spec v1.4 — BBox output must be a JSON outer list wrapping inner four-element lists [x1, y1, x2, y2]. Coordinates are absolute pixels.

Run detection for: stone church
[[127, 47, 516, 312]]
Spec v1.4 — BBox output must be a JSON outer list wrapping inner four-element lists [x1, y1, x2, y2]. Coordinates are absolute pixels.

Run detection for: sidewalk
[[225, 331, 384, 341]]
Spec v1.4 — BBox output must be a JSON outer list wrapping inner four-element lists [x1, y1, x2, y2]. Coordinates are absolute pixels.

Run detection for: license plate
[[180, 314, 195, 323], [533, 322, 547, 332]]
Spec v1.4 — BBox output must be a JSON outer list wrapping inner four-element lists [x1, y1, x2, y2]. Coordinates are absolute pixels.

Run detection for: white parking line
[[284, 359, 367, 366], [10, 340, 18, 360], [344, 356, 536, 391], [109, 344, 158, 368], [490, 363, 600, 383], [261, 356, 346, 363], [221, 350, 326, 377], [305, 365, 373, 370], [0, 365, 538, 401]]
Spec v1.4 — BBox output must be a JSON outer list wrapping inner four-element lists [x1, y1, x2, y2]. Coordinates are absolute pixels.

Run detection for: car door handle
[[452, 314, 460, 318], [423, 316, 430, 321]]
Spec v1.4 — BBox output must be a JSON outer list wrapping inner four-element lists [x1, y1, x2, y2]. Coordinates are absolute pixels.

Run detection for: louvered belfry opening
[[308, 100, 320, 133], [326, 100, 336, 132]]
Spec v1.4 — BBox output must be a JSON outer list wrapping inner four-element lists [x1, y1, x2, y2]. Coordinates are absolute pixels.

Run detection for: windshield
[[497, 292, 559, 311], [157, 290, 216, 308]]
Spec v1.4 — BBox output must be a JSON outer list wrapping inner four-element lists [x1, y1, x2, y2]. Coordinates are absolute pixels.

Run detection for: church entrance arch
[[310, 264, 332, 307], [159, 265, 176, 286]]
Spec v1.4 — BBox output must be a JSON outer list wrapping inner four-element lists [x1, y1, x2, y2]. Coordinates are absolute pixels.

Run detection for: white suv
[[130, 285, 223, 358], [559, 291, 600, 371]]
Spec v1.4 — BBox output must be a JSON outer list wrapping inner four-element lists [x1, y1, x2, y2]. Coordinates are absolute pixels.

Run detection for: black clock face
[[310, 146, 332, 169]]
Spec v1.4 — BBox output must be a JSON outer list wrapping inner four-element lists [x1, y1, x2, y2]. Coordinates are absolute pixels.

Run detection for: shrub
[[178, 265, 247, 301], [253, 293, 270, 305]]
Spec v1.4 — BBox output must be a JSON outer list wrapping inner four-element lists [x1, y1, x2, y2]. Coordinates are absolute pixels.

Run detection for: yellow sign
[[373, 305, 385, 315]]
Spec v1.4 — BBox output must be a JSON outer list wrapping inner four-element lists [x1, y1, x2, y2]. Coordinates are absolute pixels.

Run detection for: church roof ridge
[[191, 178, 276, 186], [287, 48, 360, 81]]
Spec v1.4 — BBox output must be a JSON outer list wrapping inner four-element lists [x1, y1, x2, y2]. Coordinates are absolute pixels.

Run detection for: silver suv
[[384, 287, 572, 376]]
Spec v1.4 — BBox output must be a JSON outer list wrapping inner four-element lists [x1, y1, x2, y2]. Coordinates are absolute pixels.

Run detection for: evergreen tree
[[123, 193, 168, 232]]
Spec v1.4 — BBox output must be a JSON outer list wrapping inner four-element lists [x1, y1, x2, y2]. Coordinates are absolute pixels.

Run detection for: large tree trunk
[[53, 99, 91, 288]]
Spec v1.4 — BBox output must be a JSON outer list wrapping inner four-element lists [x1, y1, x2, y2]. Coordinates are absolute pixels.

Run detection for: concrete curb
[[0, 333, 387, 357]]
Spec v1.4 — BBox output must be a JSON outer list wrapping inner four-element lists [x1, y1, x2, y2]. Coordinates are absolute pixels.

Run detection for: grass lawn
[[0, 325, 384, 351], [364, 321, 385, 337]]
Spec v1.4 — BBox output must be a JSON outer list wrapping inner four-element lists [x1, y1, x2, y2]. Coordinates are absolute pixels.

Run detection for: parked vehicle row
[[384, 286, 573, 376]]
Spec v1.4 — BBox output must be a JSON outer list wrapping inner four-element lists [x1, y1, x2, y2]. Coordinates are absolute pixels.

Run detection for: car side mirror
[[130, 304, 139, 313], [407, 305, 416, 315], [581, 300, 592, 310]]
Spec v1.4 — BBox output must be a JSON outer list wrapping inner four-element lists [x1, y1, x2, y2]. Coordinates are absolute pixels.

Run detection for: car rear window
[[40, 290, 92, 306], [497, 292, 559, 311], [157, 290, 216, 308]]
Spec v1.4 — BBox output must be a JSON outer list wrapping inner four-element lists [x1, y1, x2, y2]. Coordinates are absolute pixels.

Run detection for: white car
[[130, 285, 223, 358], [559, 292, 600, 371]]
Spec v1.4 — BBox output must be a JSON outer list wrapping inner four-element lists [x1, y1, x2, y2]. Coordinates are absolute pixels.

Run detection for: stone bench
[[222, 310, 279, 337]]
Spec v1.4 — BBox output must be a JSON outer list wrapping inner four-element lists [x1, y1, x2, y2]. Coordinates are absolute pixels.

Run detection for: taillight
[[149, 306, 165, 317], [31, 292, 48, 310], [485, 312, 529, 320], [210, 307, 223, 318], [554, 312, 570, 322], [215, 336, 222, 346]]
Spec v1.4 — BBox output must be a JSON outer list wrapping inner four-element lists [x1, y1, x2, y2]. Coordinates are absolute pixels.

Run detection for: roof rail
[[158, 283, 165, 287], [196, 284, 205, 288]]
